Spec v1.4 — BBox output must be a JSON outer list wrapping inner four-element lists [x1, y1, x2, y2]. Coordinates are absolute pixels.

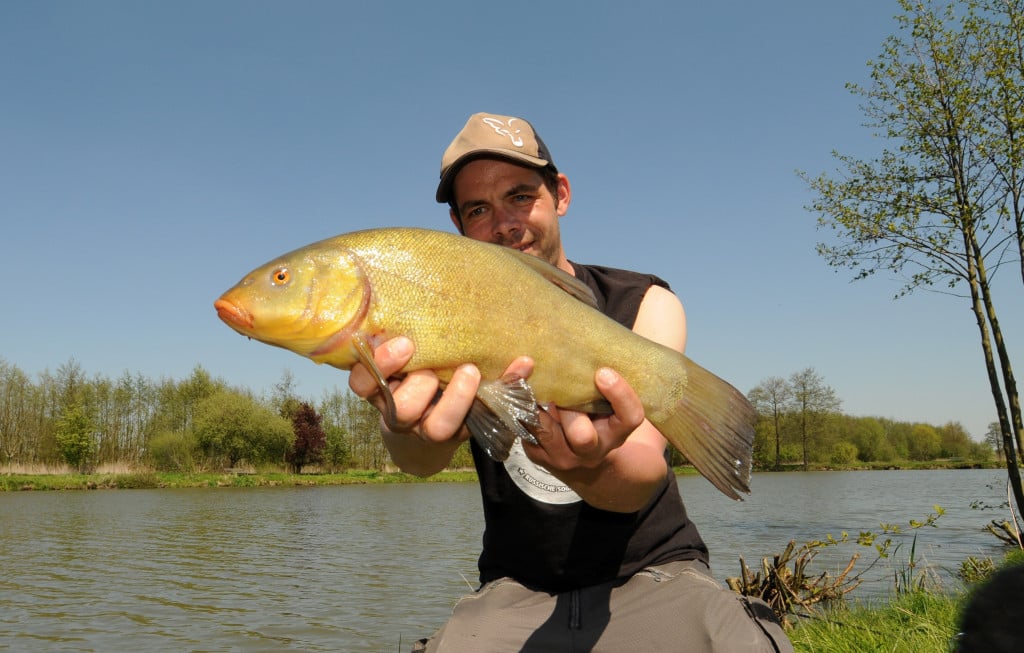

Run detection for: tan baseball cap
[[436, 113, 556, 203]]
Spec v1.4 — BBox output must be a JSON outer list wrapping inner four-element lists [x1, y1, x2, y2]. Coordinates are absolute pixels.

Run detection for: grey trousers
[[413, 560, 792, 652]]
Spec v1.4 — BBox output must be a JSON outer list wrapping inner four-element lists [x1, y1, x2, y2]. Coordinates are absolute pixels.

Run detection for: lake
[[0, 469, 1013, 652]]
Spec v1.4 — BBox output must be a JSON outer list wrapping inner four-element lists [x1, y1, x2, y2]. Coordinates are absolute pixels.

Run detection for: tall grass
[[788, 591, 961, 652]]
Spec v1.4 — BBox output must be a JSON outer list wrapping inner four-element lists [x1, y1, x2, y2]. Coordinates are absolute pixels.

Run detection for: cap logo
[[481, 117, 525, 147]]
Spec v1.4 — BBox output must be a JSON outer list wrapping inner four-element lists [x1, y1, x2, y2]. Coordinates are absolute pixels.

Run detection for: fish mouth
[[214, 298, 254, 330]]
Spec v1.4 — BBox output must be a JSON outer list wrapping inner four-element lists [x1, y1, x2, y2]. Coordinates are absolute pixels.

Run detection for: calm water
[[0, 469, 1012, 652]]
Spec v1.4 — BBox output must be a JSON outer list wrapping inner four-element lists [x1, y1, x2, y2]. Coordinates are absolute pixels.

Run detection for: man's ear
[[555, 173, 572, 217]]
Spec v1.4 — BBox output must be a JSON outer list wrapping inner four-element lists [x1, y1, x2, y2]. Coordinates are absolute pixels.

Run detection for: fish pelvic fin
[[352, 334, 403, 430], [465, 375, 541, 461], [653, 363, 755, 501]]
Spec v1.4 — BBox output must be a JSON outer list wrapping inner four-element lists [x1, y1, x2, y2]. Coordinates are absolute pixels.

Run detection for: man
[[349, 113, 791, 652]]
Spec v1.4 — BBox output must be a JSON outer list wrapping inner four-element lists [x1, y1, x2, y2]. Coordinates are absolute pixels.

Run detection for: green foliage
[[193, 390, 293, 467], [147, 431, 198, 472], [908, 424, 942, 461], [449, 440, 475, 469], [830, 441, 859, 465], [320, 424, 352, 470], [54, 403, 94, 472], [958, 556, 996, 584]]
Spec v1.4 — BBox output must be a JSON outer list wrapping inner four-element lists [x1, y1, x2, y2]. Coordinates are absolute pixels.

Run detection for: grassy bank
[[0, 460, 1003, 492], [0, 469, 479, 491], [788, 591, 961, 652]]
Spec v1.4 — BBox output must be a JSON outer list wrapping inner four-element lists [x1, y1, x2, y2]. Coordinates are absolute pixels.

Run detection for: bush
[[830, 442, 859, 465], [148, 431, 198, 472]]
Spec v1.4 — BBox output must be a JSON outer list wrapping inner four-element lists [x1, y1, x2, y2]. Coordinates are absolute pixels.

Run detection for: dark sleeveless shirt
[[469, 262, 709, 593]]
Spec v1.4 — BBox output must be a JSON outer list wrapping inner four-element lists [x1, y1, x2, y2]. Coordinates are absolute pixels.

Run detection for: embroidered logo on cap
[[481, 117, 525, 147]]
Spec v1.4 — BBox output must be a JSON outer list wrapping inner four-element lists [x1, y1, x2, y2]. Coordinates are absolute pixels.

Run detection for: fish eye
[[271, 267, 291, 286]]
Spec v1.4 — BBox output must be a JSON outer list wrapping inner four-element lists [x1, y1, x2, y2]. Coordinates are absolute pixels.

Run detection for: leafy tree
[[748, 376, 792, 469], [802, 0, 1024, 518], [986, 421, 1004, 461], [193, 390, 293, 467], [0, 358, 33, 464], [789, 368, 842, 469], [54, 403, 94, 472], [847, 417, 888, 462], [287, 402, 326, 473], [937, 421, 975, 458], [320, 389, 387, 469], [909, 423, 943, 460], [273, 369, 302, 420]]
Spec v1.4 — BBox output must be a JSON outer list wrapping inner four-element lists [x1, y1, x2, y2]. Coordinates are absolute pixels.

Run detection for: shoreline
[[0, 460, 1005, 492]]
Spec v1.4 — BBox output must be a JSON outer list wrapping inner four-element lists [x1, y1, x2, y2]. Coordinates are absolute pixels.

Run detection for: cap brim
[[436, 150, 550, 203]]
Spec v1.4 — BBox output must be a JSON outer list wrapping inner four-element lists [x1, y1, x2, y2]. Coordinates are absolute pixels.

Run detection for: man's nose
[[492, 205, 521, 237]]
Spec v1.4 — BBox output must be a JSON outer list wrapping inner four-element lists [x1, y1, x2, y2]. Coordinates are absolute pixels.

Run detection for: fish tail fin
[[651, 362, 755, 500], [465, 375, 541, 461]]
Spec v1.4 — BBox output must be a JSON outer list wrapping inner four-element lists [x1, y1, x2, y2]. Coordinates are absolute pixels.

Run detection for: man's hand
[[523, 367, 646, 471], [347, 336, 534, 475]]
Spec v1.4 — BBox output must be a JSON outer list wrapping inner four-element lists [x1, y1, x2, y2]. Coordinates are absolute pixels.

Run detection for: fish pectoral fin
[[465, 375, 541, 461]]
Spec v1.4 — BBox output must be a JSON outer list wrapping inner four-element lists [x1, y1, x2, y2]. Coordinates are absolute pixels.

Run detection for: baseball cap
[[436, 113, 557, 203]]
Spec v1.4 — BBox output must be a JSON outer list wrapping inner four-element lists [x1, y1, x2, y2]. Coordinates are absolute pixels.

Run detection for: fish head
[[214, 240, 371, 369]]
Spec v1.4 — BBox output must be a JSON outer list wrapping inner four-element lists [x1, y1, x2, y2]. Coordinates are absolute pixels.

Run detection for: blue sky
[[2, 1, 1019, 440]]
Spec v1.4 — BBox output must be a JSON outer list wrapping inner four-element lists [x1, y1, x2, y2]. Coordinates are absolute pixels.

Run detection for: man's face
[[449, 158, 570, 269]]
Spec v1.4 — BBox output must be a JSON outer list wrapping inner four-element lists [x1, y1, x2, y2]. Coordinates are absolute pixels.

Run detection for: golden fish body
[[215, 227, 754, 499]]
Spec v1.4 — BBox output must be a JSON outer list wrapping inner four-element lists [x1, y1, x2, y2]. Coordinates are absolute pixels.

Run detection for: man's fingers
[[594, 367, 644, 433], [420, 364, 480, 441]]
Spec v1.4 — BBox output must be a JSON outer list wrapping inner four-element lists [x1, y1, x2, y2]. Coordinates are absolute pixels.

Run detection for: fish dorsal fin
[[511, 251, 598, 309]]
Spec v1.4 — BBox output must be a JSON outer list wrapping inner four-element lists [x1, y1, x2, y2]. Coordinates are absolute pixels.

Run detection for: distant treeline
[[0, 357, 416, 473], [0, 358, 996, 474], [747, 367, 996, 469]]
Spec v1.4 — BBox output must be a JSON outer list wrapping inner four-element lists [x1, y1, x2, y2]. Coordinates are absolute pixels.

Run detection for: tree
[[0, 358, 33, 464], [937, 421, 975, 458], [287, 402, 326, 473], [909, 423, 943, 460], [986, 421, 1005, 461], [802, 0, 1024, 517], [55, 403, 94, 472], [748, 376, 792, 469], [193, 390, 293, 467], [273, 369, 302, 420], [789, 368, 841, 469]]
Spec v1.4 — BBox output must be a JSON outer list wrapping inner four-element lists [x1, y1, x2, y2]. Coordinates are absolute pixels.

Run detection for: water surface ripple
[[0, 470, 1011, 651]]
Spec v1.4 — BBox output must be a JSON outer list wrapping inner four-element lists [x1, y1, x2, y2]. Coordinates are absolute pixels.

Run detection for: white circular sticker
[[503, 440, 582, 505]]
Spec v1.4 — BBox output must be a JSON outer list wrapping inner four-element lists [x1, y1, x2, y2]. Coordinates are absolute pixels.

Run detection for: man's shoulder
[[569, 262, 673, 328], [570, 262, 672, 293]]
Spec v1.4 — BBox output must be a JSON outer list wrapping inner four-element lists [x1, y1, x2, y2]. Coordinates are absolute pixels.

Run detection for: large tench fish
[[214, 227, 754, 499]]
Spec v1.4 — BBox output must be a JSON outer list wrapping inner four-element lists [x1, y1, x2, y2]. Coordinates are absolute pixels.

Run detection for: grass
[[788, 591, 961, 652]]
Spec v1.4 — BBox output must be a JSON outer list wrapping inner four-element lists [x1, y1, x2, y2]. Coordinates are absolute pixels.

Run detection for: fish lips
[[214, 298, 254, 332]]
